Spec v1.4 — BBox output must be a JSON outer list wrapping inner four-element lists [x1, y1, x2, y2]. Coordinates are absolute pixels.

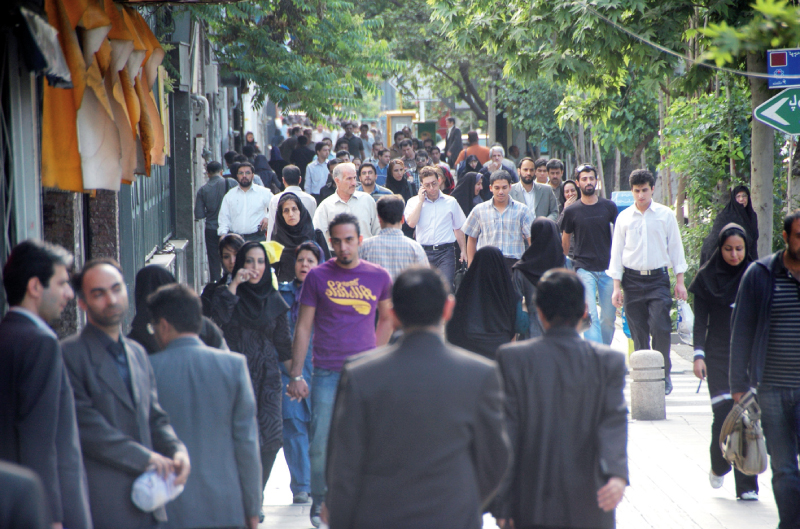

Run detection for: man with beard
[[217, 162, 273, 242], [560, 165, 619, 347], [356, 163, 392, 201], [342, 122, 365, 161], [510, 157, 558, 221], [62, 259, 190, 529], [547, 158, 566, 211]]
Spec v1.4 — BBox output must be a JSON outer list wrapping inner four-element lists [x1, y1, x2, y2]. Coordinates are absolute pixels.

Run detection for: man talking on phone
[[404, 166, 468, 285]]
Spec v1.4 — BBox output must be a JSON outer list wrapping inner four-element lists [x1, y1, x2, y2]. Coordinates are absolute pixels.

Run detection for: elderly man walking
[[313, 162, 380, 250]]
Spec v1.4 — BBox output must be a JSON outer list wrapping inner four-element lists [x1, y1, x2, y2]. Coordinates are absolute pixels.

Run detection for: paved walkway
[[259, 329, 779, 529]]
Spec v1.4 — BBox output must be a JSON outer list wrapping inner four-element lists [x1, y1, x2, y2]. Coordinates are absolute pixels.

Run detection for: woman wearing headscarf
[[450, 171, 483, 218], [270, 143, 288, 178], [271, 193, 329, 282], [385, 159, 416, 238], [512, 218, 569, 338], [446, 246, 523, 359], [689, 223, 758, 501], [457, 154, 482, 179], [254, 154, 281, 193], [212, 241, 292, 493], [699, 185, 759, 264], [128, 265, 226, 353]]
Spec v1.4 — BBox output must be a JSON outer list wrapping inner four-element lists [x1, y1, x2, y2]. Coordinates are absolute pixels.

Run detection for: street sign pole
[[754, 88, 800, 136]]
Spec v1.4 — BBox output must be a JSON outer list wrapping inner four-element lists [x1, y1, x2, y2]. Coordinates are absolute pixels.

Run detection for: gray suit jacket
[[62, 325, 185, 529], [149, 336, 262, 529], [326, 331, 510, 529], [509, 181, 559, 221]]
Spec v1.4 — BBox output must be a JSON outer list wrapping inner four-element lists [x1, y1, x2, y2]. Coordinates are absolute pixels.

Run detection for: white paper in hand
[[131, 469, 184, 512]]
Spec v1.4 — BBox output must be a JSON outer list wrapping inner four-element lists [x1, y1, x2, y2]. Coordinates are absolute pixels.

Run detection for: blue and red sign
[[768, 49, 800, 89]]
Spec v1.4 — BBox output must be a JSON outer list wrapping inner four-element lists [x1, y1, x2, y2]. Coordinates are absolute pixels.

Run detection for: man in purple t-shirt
[[287, 212, 393, 528]]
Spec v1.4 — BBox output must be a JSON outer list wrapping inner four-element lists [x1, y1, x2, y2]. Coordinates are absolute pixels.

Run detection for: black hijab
[[272, 193, 315, 248], [231, 242, 289, 328], [458, 154, 482, 179], [689, 223, 752, 306], [451, 172, 480, 217], [446, 246, 520, 351], [513, 218, 566, 286], [700, 186, 759, 264], [386, 166, 412, 201], [269, 145, 288, 176]]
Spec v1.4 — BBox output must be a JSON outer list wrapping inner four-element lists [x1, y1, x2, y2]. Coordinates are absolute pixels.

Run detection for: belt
[[422, 242, 455, 251], [624, 266, 668, 276]]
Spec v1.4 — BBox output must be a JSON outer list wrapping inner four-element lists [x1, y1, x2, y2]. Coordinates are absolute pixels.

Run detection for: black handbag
[[453, 261, 468, 293]]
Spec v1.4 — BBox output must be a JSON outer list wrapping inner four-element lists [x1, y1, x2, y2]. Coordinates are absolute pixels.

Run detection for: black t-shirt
[[345, 134, 364, 157], [560, 198, 619, 272]]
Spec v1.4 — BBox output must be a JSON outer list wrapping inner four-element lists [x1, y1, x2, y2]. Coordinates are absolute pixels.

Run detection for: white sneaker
[[739, 490, 759, 501], [709, 470, 724, 489]]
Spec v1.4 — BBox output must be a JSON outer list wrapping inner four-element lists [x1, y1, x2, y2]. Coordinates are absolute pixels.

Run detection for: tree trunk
[[748, 51, 775, 258], [614, 147, 621, 192], [593, 135, 606, 198], [676, 174, 686, 225], [577, 122, 586, 164]]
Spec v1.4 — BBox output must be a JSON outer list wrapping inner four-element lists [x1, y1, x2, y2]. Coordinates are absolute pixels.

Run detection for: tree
[[186, 0, 394, 123]]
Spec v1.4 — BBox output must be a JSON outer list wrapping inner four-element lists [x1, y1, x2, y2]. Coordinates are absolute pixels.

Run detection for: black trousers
[[622, 272, 673, 377], [711, 399, 759, 496], [204, 229, 222, 282], [242, 231, 266, 243], [261, 446, 279, 490]]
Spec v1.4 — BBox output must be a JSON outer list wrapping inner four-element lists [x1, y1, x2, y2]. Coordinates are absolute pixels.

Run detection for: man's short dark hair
[[446, 116, 456, 124], [327, 159, 340, 171], [237, 162, 255, 175], [335, 139, 349, 150], [394, 131, 405, 141], [206, 161, 223, 175], [399, 139, 413, 149], [233, 154, 249, 163], [377, 148, 389, 158], [784, 209, 800, 235], [392, 267, 450, 327], [423, 138, 434, 146], [490, 170, 512, 186], [360, 123, 369, 130], [415, 149, 429, 160], [517, 156, 535, 169], [376, 195, 405, 225], [534, 157, 548, 169], [336, 150, 350, 159], [419, 166, 441, 182], [72, 258, 123, 299], [430, 145, 441, 154], [224, 151, 237, 165], [329, 212, 361, 238], [219, 233, 245, 259], [358, 162, 377, 178], [282, 165, 301, 186], [147, 283, 202, 334], [242, 145, 255, 158], [297, 135, 309, 146], [291, 126, 302, 136], [315, 141, 327, 153], [535, 269, 586, 328], [467, 131, 479, 144], [575, 163, 598, 179], [629, 169, 656, 188], [546, 158, 564, 171], [3, 240, 73, 306]]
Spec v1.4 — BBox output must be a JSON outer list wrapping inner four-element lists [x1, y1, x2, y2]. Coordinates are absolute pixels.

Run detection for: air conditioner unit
[[169, 42, 190, 92], [205, 62, 218, 95]]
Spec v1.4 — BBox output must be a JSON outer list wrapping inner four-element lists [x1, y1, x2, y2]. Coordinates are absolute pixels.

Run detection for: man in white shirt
[[313, 162, 380, 250], [267, 165, 317, 240], [607, 169, 688, 395], [217, 162, 273, 242], [405, 166, 467, 285], [305, 142, 332, 200]]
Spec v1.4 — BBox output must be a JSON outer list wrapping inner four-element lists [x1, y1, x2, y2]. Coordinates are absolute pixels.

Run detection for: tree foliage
[[187, 0, 395, 123], [498, 78, 572, 154]]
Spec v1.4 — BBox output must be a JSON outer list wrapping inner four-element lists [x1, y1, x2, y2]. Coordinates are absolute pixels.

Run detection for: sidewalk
[[259, 329, 779, 529]]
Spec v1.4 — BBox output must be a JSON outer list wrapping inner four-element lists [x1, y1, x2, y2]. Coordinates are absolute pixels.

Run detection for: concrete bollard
[[629, 349, 666, 420]]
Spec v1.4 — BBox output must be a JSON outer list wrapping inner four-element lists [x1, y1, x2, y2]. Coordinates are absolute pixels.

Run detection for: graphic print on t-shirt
[[325, 279, 378, 314]]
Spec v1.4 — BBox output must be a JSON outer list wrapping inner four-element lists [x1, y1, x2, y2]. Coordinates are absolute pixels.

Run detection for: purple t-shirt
[[299, 259, 392, 371]]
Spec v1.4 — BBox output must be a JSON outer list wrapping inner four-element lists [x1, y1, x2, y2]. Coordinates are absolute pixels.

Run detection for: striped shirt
[[462, 198, 534, 259], [359, 227, 429, 280], [761, 263, 800, 388]]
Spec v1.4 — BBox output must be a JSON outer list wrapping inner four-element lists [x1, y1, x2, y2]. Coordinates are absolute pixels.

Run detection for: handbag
[[453, 261, 468, 293], [719, 390, 768, 476]]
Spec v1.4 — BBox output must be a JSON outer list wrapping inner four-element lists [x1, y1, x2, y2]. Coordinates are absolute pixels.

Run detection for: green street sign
[[754, 88, 800, 135]]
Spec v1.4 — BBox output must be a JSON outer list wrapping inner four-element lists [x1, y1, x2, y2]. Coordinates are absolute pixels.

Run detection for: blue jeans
[[309, 368, 341, 504], [759, 387, 800, 528], [577, 268, 615, 345], [283, 418, 310, 494]]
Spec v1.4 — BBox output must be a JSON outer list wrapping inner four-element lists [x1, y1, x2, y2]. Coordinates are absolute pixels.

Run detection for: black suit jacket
[[495, 327, 628, 529], [326, 331, 510, 529], [62, 324, 185, 529], [0, 312, 92, 529], [0, 461, 49, 529], [444, 127, 463, 166]]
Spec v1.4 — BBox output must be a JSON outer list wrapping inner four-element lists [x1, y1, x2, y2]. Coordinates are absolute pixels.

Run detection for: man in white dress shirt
[[313, 162, 380, 251], [607, 169, 688, 395], [305, 142, 331, 200], [404, 166, 467, 285], [266, 165, 317, 240], [217, 162, 273, 242]]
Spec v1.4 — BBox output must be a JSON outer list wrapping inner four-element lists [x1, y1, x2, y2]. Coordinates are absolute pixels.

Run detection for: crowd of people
[[3, 113, 800, 529]]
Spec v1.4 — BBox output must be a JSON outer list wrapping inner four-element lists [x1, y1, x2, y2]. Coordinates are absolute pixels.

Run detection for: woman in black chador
[[690, 223, 758, 500], [212, 241, 291, 490], [699, 185, 759, 264]]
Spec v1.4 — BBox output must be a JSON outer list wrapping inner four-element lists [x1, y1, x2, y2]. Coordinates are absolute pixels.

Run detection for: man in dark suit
[[494, 269, 628, 529], [147, 283, 262, 529], [444, 116, 463, 168], [325, 267, 510, 529], [62, 259, 190, 529], [0, 240, 92, 529], [0, 461, 49, 529]]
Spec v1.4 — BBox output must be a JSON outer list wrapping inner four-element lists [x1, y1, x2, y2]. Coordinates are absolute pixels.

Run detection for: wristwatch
[[291, 375, 304, 382]]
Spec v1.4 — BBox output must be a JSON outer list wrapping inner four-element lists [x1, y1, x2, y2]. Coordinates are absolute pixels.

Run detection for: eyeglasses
[[575, 164, 595, 175], [422, 181, 439, 189]]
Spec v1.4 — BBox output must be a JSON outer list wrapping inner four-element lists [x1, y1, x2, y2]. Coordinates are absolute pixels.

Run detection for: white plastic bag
[[131, 469, 184, 512], [676, 299, 694, 345]]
